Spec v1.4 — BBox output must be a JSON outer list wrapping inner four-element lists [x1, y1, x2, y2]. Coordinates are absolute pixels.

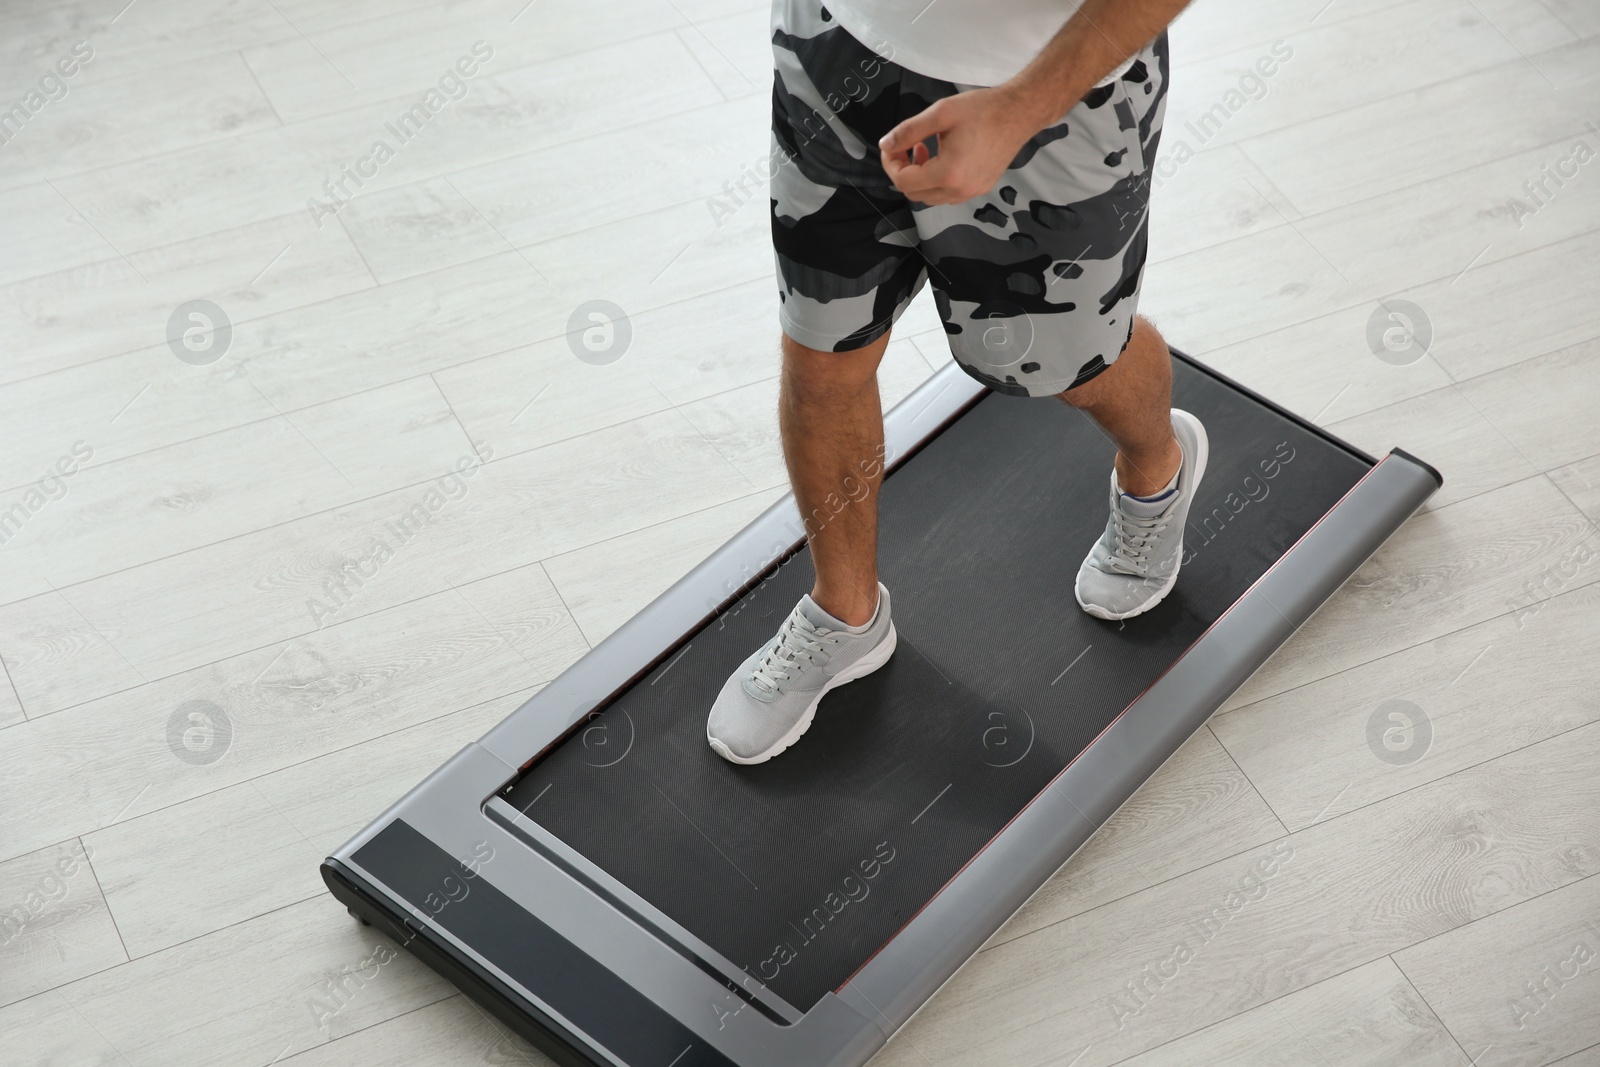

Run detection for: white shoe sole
[[1075, 409, 1210, 622], [708, 622, 899, 765]]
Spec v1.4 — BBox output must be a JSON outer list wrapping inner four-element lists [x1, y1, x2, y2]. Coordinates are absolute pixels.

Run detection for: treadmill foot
[[347, 906, 372, 927]]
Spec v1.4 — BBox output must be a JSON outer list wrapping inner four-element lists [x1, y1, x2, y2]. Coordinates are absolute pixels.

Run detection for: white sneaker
[[706, 583, 897, 764], [1075, 409, 1209, 620]]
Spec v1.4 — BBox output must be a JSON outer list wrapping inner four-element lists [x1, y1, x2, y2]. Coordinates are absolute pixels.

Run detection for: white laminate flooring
[[2, 0, 1597, 1064]]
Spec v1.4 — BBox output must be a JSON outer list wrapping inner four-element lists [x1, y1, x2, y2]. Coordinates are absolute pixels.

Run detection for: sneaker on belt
[[706, 583, 897, 765], [1075, 409, 1209, 621]]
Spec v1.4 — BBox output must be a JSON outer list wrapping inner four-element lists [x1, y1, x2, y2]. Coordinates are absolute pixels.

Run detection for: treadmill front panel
[[350, 818, 740, 1067]]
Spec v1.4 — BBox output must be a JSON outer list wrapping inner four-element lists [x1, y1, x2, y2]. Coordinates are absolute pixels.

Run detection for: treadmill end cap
[[1388, 446, 1444, 489]]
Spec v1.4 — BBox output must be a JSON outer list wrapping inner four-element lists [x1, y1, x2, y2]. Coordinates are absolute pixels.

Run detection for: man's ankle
[[1116, 435, 1183, 498], [812, 584, 878, 628]]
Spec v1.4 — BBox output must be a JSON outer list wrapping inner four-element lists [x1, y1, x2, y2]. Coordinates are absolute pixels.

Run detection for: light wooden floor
[[2, 0, 1597, 1063]]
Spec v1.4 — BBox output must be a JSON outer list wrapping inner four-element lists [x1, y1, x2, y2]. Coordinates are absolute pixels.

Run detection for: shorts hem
[[953, 367, 1084, 398], [950, 351, 1118, 398], [778, 309, 896, 354]]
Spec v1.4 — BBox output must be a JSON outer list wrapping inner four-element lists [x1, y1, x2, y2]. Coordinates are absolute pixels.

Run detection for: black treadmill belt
[[503, 360, 1368, 1011]]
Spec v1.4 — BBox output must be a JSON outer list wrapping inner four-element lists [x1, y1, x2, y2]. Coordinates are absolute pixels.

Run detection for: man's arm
[[878, 0, 1192, 205]]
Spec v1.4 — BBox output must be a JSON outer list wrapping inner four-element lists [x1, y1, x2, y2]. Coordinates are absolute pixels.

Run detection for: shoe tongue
[[1119, 488, 1177, 520]]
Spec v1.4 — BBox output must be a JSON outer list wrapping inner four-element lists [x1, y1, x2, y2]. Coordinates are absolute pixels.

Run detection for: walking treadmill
[[322, 350, 1441, 1067]]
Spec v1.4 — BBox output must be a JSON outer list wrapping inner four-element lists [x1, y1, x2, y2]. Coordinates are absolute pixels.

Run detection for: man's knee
[[1055, 316, 1157, 407], [1057, 361, 1116, 408], [781, 331, 888, 398]]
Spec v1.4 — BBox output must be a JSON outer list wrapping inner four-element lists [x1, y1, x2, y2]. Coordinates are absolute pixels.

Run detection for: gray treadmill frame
[[325, 357, 1440, 1066]]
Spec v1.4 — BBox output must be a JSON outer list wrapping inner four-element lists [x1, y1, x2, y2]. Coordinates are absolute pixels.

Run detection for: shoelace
[[1106, 495, 1178, 575], [749, 611, 833, 695]]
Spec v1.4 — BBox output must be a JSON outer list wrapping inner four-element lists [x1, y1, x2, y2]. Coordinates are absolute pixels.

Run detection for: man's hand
[[877, 87, 1045, 206], [876, 0, 1193, 206]]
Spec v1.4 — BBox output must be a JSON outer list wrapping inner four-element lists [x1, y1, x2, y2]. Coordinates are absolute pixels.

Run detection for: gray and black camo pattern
[[769, 0, 1169, 396]]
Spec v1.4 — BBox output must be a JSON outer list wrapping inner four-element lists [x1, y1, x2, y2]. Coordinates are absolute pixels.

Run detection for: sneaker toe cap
[[1075, 560, 1163, 617], [706, 672, 787, 762]]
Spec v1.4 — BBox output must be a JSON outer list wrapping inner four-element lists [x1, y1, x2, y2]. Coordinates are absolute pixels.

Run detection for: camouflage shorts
[[770, 0, 1169, 397]]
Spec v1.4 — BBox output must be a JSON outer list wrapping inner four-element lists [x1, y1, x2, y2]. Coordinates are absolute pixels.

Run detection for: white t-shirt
[[823, 0, 1135, 88]]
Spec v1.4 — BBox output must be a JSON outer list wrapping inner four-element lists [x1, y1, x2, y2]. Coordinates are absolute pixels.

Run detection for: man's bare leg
[[779, 315, 1176, 628], [704, 330, 897, 763], [778, 330, 890, 627], [1057, 316, 1180, 495]]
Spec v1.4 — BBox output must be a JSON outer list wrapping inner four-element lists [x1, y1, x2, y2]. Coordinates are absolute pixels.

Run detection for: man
[[707, 0, 1206, 764]]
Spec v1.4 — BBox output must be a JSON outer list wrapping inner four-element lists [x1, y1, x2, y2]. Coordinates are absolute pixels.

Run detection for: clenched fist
[[878, 87, 1045, 205]]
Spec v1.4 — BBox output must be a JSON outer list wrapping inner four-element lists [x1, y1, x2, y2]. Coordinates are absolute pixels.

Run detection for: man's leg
[[1056, 312, 1209, 621], [1056, 315, 1181, 497], [707, 0, 914, 762], [779, 331, 890, 627], [705, 329, 900, 763]]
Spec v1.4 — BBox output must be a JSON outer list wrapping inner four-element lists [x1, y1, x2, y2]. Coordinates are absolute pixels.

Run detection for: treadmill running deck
[[501, 359, 1368, 1011]]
